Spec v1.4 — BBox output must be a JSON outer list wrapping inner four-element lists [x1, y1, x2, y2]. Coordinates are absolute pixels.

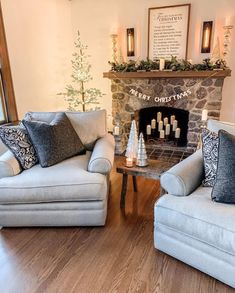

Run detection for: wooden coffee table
[[116, 157, 174, 207]]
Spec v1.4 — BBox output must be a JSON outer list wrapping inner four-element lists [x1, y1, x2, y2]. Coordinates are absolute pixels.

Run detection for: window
[[0, 2, 18, 123]]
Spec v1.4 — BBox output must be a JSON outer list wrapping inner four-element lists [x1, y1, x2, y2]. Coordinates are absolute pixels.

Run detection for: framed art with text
[[148, 4, 191, 60]]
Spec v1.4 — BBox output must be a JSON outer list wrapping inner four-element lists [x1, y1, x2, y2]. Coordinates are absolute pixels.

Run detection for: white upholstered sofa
[[155, 119, 235, 288], [0, 110, 115, 227]]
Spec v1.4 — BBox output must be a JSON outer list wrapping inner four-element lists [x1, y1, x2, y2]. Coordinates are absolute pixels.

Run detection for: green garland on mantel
[[108, 57, 228, 72]]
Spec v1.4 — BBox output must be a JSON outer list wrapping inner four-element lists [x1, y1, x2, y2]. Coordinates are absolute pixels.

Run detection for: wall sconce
[[201, 21, 213, 53], [127, 28, 135, 57]]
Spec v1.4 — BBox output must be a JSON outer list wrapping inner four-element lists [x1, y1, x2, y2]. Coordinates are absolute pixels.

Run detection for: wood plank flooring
[[0, 162, 234, 293]]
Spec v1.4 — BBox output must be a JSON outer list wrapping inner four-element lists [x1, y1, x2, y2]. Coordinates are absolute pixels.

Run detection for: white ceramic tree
[[125, 120, 138, 159], [136, 133, 148, 167]]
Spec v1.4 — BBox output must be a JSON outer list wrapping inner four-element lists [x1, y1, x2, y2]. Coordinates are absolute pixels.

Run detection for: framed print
[[148, 4, 191, 60]]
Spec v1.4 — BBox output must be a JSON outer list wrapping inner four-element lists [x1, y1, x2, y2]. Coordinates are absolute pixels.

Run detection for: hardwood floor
[[0, 163, 233, 293]]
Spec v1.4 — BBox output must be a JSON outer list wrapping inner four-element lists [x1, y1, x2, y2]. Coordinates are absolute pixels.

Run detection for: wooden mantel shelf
[[103, 69, 231, 79]]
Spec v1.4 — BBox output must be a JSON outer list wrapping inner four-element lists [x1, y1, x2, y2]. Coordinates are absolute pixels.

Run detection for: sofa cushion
[[212, 130, 235, 203], [23, 110, 107, 150], [155, 187, 235, 256], [0, 152, 107, 204], [23, 112, 86, 167], [208, 119, 235, 135]]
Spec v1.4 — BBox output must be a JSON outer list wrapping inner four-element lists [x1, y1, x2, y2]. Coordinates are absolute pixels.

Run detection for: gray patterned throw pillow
[[211, 130, 235, 203], [201, 128, 219, 187], [0, 125, 38, 169]]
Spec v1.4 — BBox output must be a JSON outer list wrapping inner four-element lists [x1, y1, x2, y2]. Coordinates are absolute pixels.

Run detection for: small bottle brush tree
[[125, 120, 138, 160], [58, 31, 103, 112], [136, 133, 148, 167]]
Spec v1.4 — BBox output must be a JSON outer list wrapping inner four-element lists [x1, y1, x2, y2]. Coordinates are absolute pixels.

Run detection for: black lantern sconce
[[127, 28, 135, 57], [201, 21, 213, 53]]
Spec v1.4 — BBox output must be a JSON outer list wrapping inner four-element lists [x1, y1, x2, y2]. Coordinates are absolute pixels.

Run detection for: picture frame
[[148, 4, 191, 60]]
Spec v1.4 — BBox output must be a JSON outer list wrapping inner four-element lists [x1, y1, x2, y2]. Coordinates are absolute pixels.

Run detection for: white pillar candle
[[151, 119, 156, 129], [160, 130, 165, 139], [158, 121, 163, 131], [157, 112, 162, 122], [163, 117, 168, 126], [170, 115, 175, 125], [126, 157, 133, 167], [175, 128, 181, 138], [173, 120, 178, 131], [146, 124, 151, 135], [113, 126, 120, 135], [159, 58, 165, 70], [201, 109, 208, 121], [165, 124, 170, 135]]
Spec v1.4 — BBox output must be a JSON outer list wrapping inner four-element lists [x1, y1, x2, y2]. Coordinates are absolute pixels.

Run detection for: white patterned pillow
[[201, 128, 219, 187], [0, 125, 38, 170]]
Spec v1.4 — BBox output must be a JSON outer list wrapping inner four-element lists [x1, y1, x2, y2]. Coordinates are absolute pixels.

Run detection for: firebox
[[138, 106, 189, 147]]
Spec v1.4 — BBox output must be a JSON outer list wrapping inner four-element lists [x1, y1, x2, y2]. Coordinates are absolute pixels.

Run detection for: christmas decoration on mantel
[[108, 56, 228, 73], [58, 31, 104, 112]]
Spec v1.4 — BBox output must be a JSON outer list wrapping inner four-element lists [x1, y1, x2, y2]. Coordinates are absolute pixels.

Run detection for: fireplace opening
[[138, 106, 189, 147]]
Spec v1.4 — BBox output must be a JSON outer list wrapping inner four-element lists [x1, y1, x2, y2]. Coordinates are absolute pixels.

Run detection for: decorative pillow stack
[[0, 112, 86, 169]]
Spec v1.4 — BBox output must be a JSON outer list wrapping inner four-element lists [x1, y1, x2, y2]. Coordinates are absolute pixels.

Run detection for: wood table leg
[[120, 174, 128, 208], [132, 176, 138, 192]]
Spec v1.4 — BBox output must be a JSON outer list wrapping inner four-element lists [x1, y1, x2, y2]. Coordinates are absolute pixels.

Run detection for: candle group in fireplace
[[146, 112, 181, 140]]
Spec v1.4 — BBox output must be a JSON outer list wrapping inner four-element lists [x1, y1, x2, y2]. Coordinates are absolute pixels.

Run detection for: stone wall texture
[[111, 77, 224, 153]]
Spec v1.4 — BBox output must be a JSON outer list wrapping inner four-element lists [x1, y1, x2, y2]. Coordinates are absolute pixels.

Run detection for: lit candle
[[151, 119, 156, 129], [201, 109, 208, 121], [163, 117, 168, 126], [203, 27, 210, 49], [175, 128, 181, 138], [160, 130, 165, 139], [158, 121, 163, 131], [113, 125, 120, 135], [126, 157, 133, 168], [157, 112, 162, 122], [165, 124, 170, 135], [159, 58, 165, 70], [170, 115, 175, 125], [173, 120, 178, 131], [146, 124, 151, 135]]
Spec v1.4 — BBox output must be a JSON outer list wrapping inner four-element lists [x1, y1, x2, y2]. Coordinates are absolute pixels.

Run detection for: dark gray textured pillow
[[0, 125, 38, 169], [22, 112, 86, 167], [201, 128, 219, 187], [211, 130, 235, 203]]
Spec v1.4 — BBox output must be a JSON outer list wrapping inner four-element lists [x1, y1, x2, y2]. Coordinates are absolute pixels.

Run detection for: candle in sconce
[[175, 128, 181, 138], [158, 121, 163, 131], [157, 112, 162, 122], [160, 130, 165, 139], [170, 115, 175, 125], [113, 125, 120, 135], [173, 120, 178, 131], [163, 117, 168, 126], [151, 118, 156, 129], [201, 109, 208, 121], [126, 157, 133, 168], [159, 58, 165, 70], [165, 124, 170, 135], [146, 124, 151, 135]]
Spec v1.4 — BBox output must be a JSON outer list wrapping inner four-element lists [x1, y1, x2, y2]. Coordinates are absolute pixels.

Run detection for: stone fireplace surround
[[104, 70, 231, 154]]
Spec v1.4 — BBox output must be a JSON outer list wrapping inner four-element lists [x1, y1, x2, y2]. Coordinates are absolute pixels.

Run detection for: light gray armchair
[[154, 119, 235, 288], [0, 110, 115, 227]]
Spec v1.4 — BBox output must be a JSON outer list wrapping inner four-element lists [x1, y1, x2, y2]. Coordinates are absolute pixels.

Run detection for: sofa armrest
[[160, 149, 204, 196], [0, 150, 21, 179], [88, 133, 115, 174]]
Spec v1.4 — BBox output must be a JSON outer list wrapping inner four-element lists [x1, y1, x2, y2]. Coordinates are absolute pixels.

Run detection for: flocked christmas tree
[[125, 120, 138, 160], [58, 31, 103, 112], [136, 133, 148, 167]]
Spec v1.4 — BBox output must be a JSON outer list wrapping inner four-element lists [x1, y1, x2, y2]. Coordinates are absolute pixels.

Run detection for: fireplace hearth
[[104, 70, 231, 154]]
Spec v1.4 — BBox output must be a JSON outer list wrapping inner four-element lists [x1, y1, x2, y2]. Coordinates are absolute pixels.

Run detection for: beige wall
[[1, 0, 235, 124]]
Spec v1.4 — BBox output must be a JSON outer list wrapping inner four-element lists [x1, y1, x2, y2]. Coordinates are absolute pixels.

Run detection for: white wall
[[1, 0, 235, 124], [1, 0, 73, 118]]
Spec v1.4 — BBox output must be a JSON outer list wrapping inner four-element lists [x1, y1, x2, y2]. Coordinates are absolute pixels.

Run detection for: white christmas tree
[[211, 37, 221, 63], [136, 133, 148, 167], [125, 120, 138, 159]]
